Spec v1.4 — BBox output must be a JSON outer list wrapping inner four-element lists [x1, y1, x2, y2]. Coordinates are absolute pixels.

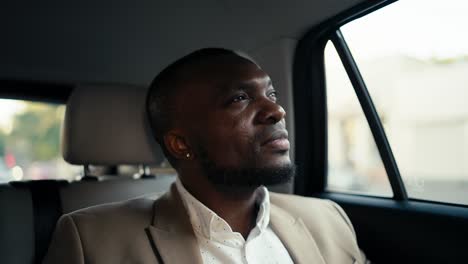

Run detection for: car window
[[0, 98, 178, 183], [326, 0, 468, 205], [0, 99, 81, 182], [325, 41, 393, 197]]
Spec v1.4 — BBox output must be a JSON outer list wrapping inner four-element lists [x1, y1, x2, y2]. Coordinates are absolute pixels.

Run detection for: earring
[[186, 153, 191, 159]]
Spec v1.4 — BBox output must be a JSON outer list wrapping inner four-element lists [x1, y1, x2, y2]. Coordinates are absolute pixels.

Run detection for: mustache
[[255, 123, 288, 146]]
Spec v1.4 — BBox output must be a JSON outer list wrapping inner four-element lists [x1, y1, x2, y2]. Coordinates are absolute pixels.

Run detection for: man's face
[[178, 55, 293, 187]]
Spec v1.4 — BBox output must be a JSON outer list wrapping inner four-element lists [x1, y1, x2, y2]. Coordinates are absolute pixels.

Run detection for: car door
[[293, 0, 468, 263]]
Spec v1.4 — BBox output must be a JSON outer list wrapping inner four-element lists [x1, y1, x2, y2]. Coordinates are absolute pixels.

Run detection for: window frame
[[328, 30, 407, 200], [0, 79, 73, 103], [294, 0, 468, 209], [293, 0, 404, 198]]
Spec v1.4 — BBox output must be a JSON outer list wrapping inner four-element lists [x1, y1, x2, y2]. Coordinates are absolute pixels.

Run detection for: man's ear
[[164, 130, 192, 160]]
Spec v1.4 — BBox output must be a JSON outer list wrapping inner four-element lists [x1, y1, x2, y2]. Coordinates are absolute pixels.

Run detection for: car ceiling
[[1, 0, 363, 86]]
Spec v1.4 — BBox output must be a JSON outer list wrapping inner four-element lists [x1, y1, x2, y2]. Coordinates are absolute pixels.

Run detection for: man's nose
[[256, 99, 286, 124]]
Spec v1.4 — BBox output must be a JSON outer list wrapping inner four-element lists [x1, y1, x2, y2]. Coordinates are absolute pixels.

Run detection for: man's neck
[[180, 175, 260, 239]]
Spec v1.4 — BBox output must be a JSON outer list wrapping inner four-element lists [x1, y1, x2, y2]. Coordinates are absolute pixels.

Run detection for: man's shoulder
[[269, 191, 336, 211], [269, 191, 364, 262], [69, 196, 154, 217], [45, 195, 165, 263], [269, 191, 355, 234], [61, 194, 163, 233]]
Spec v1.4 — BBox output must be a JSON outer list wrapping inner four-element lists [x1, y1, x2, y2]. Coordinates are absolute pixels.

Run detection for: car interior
[[1, 0, 468, 263]]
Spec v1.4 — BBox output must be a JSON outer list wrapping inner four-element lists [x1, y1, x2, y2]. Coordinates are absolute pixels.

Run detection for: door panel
[[320, 193, 468, 263]]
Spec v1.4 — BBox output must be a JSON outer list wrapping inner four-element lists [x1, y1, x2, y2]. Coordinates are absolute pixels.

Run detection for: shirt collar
[[175, 177, 270, 241]]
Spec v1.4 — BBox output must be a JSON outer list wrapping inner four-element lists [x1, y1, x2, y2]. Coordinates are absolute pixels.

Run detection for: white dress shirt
[[175, 178, 294, 264]]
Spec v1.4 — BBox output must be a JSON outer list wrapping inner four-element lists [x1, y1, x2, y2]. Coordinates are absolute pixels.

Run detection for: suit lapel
[[270, 203, 326, 264], [145, 184, 203, 264], [145, 184, 326, 264]]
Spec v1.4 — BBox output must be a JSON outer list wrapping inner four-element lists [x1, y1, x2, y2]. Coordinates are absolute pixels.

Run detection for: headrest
[[62, 84, 165, 165]]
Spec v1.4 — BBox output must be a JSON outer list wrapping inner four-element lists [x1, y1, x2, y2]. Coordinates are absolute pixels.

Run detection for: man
[[44, 48, 368, 263]]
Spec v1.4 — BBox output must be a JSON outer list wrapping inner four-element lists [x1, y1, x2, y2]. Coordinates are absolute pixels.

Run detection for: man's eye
[[231, 94, 249, 103], [268, 91, 278, 100]]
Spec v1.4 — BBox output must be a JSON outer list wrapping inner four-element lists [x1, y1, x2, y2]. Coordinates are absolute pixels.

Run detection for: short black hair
[[146, 47, 238, 167]]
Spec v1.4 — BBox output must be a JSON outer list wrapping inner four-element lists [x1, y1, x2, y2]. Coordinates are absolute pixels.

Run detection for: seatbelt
[[11, 180, 68, 264]]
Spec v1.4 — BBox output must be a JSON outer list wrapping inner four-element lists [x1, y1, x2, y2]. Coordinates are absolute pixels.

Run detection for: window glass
[[339, 0, 468, 204], [0, 99, 81, 182], [0, 98, 178, 183], [325, 41, 392, 197]]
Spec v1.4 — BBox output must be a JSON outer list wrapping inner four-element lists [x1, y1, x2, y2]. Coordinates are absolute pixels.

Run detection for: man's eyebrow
[[217, 78, 273, 97]]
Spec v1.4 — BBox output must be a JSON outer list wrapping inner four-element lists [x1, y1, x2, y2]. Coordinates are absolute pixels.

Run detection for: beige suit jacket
[[43, 184, 367, 264]]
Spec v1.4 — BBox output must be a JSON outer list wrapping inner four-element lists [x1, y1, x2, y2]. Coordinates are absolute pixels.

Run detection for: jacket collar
[[145, 184, 204, 264], [175, 178, 271, 241], [145, 183, 325, 264]]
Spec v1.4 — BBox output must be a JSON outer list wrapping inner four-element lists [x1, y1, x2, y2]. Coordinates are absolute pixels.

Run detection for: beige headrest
[[62, 84, 165, 165]]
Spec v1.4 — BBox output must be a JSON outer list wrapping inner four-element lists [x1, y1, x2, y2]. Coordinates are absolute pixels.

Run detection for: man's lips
[[261, 130, 290, 150]]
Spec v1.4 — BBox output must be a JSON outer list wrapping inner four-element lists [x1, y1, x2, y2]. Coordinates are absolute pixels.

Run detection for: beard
[[195, 144, 295, 191]]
